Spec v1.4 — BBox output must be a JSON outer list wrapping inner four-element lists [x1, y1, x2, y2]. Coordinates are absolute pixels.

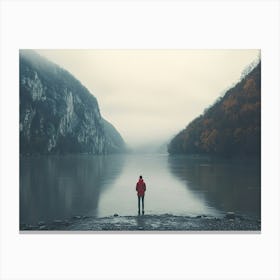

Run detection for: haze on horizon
[[36, 49, 260, 149]]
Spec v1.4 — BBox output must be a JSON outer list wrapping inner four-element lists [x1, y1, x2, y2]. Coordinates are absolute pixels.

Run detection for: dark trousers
[[138, 196, 144, 213]]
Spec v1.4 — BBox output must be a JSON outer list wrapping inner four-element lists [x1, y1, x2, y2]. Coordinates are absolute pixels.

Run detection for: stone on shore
[[225, 212, 235, 219], [20, 214, 261, 231]]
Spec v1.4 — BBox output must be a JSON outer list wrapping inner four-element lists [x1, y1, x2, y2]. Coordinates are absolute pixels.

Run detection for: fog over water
[[36, 49, 260, 149]]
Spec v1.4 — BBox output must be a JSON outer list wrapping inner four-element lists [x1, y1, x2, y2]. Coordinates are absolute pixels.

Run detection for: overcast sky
[[36, 49, 260, 148]]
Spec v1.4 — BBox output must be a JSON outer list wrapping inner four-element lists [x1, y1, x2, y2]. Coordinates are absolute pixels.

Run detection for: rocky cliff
[[20, 50, 125, 155]]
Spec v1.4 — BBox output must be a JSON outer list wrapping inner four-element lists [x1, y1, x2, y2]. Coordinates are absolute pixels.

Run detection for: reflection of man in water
[[136, 175, 146, 215]]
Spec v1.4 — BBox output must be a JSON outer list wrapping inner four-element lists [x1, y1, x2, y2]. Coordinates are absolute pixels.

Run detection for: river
[[20, 154, 260, 225]]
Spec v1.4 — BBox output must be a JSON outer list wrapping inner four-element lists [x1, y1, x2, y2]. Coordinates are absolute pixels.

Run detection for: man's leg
[[142, 196, 144, 214], [138, 196, 140, 214]]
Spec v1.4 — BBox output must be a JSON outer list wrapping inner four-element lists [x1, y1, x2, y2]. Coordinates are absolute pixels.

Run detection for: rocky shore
[[20, 213, 261, 232]]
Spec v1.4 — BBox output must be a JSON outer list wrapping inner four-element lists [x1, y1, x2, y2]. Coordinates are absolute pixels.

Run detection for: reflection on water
[[168, 155, 261, 219], [20, 154, 261, 225], [95, 154, 220, 218], [20, 155, 125, 224]]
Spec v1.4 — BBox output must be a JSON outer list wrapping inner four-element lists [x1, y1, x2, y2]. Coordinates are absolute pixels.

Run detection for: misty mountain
[[102, 119, 126, 153], [168, 62, 261, 157], [127, 139, 169, 154], [20, 50, 126, 155]]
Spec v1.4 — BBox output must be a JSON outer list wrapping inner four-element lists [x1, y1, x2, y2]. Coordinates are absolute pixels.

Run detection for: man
[[136, 175, 146, 215]]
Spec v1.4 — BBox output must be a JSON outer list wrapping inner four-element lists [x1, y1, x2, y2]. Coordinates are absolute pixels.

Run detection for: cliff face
[[168, 62, 261, 157], [20, 50, 125, 155]]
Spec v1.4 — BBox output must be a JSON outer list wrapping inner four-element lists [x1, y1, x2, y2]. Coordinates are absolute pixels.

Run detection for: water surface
[[20, 154, 260, 225]]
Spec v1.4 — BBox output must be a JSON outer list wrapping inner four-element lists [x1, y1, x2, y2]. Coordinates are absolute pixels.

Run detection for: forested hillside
[[168, 62, 261, 157]]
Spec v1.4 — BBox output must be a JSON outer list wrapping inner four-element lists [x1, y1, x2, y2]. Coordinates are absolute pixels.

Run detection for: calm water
[[20, 154, 261, 224]]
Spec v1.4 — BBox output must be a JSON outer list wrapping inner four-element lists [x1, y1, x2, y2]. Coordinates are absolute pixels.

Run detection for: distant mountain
[[131, 141, 168, 154], [102, 119, 126, 153], [168, 62, 261, 157], [20, 50, 126, 155]]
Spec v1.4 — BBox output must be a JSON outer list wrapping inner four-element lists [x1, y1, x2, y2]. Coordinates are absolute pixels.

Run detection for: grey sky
[[36, 49, 260, 148]]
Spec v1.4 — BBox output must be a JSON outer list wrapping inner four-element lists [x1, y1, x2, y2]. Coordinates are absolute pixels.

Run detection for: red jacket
[[136, 179, 146, 197]]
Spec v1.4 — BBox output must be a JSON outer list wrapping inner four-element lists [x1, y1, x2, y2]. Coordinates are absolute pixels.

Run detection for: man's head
[[139, 175, 142, 179]]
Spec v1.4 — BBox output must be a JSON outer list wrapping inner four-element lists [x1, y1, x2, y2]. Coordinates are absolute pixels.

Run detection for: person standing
[[136, 175, 146, 215]]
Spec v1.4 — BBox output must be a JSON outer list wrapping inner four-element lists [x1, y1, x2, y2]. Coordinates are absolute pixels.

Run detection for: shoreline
[[20, 213, 261, 232]]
